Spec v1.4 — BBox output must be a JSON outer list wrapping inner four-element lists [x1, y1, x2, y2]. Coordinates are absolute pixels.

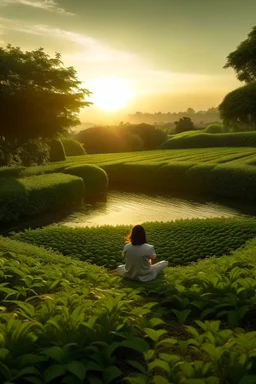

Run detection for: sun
[[91, 77, 132, 112]]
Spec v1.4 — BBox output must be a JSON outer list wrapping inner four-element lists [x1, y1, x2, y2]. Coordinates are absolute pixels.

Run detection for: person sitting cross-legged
[[117, 224, 168, 282]]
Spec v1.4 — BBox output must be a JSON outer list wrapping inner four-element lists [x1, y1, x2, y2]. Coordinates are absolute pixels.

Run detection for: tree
[[175, 117, 194, 134], [0, 45, 91, 160], [224, 26, 256, 83], [219, 83, 256, 130]]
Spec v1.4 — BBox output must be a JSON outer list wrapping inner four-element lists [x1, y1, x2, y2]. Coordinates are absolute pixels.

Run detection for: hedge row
[[61, 138, 86, 156], [49, 138, 86, 162], [161, 131, 256, 149], [103, 161, 256, 200], [0, 173, 84, 223], [64, 164, 108, 197]]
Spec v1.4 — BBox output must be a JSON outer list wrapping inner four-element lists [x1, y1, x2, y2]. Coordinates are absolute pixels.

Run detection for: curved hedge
[[0, 173, 84, 223], [49, 139, 66, 162], [161, 131, 256, 149], [61, 138, 86, 156], [205, 123, 225, 134], [64, 164, 108, 197]]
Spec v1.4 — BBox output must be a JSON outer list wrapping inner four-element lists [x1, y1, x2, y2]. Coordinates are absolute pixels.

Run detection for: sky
[[1, 0, 256, 123]]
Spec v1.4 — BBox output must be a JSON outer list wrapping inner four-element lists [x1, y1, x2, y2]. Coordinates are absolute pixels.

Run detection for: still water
[[58, 190, 254, 228]]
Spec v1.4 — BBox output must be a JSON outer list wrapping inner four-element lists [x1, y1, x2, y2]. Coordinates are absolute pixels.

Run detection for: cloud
[[2, 0, 73, 15], [0, 19, 137, 64]]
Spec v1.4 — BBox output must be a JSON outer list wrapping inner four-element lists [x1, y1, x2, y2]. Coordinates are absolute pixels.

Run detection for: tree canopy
[[219, 83, 256, 130], [76, 124, 167, 154], [224, 26, 256, 83], [175, 117, 194, 134], [0, 45, 91, 144]]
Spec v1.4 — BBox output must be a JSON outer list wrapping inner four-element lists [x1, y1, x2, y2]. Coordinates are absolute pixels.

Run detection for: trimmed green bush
[[0, 173, 84, 222], [49, 139, 66, 162], [205, 123, 226, 133], [3, 147, 256, 201], [161, 131, 256, 149], [61, 138, 86, 156], [64, 164, 108, 197]]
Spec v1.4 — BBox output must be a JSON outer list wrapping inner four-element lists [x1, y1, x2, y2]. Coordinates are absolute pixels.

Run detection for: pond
[[56, 189, 256, 228]]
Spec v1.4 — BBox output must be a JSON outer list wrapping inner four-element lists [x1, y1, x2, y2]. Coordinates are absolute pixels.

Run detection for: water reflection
[[59, 190, 252, 228]]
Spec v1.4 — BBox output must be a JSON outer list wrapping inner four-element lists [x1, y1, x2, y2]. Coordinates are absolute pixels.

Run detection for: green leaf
[[0, 348, 9, 360], [144, 349, 155, 361], [158, 353, 180, 364], [44, 364, 67, 383], [144, 328, 166, 342], [127, 360, 145, 373], [13, 367, 41, 380], [153, 375, 169, 384], [186, 326, 199, 338], [157, 338, 177, 347], [120, 338, 149, 353], [67, 361, 86, 381], [17, 354, 47, 367], [41, 346, 65, 363], [102, 366, 122, 384], [148, 359, 170, 374], [148, 318, 165, 328]]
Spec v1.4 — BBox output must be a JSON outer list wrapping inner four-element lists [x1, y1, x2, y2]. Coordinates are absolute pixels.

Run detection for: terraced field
[[1, 148, 256, 179]]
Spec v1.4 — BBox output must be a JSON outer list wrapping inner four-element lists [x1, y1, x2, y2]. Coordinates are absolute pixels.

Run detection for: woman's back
[[123, 242, 156, 280]]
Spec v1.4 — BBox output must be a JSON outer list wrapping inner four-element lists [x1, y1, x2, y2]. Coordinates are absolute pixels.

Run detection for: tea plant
[[12, 217, 256, 268], [1, 235, 256, 382]]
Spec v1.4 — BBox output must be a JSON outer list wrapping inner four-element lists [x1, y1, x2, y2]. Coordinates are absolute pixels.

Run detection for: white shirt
[[122, 243, 156, 281]]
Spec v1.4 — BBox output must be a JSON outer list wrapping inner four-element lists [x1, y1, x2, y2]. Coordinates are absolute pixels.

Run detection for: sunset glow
[[90, 78, 132, 112]]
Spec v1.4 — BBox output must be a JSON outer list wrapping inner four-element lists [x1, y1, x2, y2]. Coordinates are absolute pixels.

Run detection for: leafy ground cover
[[12, 218, 256, 268], [0, 173, 84, 223], [1, 235, 256, 383]]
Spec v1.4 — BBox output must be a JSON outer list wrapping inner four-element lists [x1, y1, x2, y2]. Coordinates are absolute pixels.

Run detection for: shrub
[[49, 139, 66, 162], [161, 131, 256, 149], [0, 173, 84, 222], [205, 123, 226, 133], [76, 124, 167, 153], [18, 139, 50, 166], [64, 164, 108, 197], [61, 138, 86, 156]]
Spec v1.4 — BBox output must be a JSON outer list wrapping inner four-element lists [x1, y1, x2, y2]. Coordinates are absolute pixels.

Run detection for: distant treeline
[[127, 107, 220, 128], [75, 123, 167, 154]]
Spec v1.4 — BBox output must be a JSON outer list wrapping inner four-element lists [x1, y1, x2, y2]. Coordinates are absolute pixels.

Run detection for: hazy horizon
[[1, 0, 255, 123]]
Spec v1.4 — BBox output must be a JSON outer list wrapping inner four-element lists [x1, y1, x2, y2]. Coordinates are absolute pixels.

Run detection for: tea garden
[[1, 147, 256, 383]]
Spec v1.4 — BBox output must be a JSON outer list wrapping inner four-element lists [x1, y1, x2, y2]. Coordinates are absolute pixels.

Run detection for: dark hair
[[126, 225, 147, 246]]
